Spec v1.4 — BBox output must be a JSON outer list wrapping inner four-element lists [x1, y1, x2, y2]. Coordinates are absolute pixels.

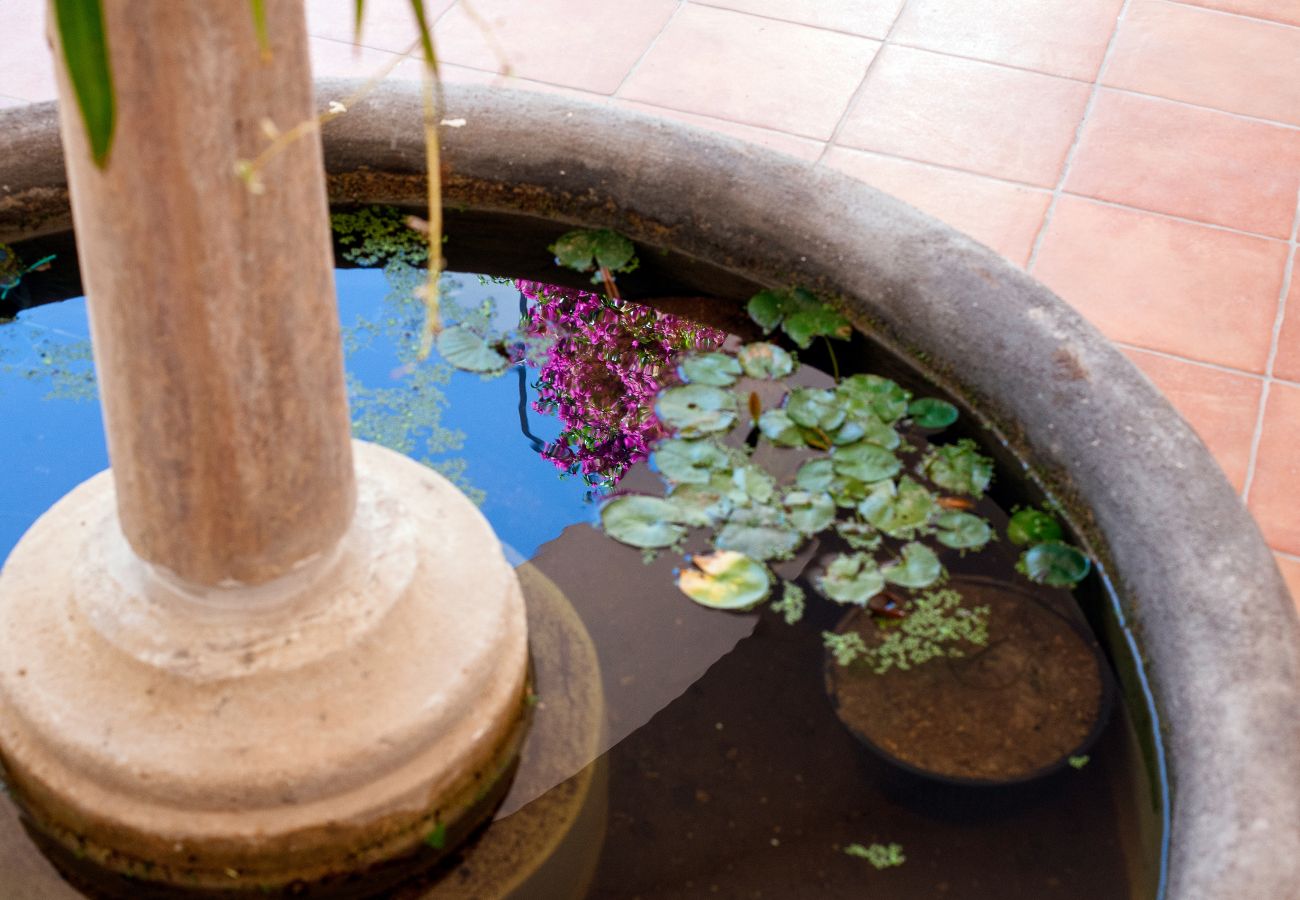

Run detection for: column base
[[0, 441, 532, 895]]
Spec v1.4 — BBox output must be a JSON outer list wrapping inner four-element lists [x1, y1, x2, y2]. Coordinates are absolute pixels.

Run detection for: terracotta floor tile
[[692, 0, 904, 39], [1275, 554, 1300, 610], [890, 0, 1124, 81], [1067, 90, 1300, 238], [616, 100, 826, 161], [1274, 268, 1300, 383], [1122, 348, 1263, 491], [434, 0, 678, 94], [1032, 197, 1285, 372], [820, 148, 1050, 265], [0, 0, 55, 103], [309, 38, 402, 81], [305, 0, 455, 53], [1103, 0, 1300, 126], [836, 46, 1090, 187], [1247, 382, 1300, 554], [1177, 0, 1300, 29], [621, 5, 878, 140]]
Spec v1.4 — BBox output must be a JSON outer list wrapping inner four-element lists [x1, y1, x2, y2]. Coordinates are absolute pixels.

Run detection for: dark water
[[0, 253, 1166, 898]]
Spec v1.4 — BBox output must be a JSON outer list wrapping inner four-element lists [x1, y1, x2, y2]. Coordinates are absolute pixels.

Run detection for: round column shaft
[[55, 0, 354, 586]]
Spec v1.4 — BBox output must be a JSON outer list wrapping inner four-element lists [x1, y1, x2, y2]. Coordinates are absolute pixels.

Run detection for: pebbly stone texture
[[2, 82, 1297, 899]]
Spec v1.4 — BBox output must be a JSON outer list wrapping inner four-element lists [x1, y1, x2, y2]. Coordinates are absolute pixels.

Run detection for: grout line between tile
[[1277, 549, 1300, 563], [688, 0, 897, 41], [1063, 193, 1292, 242], [814, 0, 912, 164], [1160, 0, 1300, 32], [1026, 0, 1134, 272], [1241, 188, 1300, 502], [1116, 342, 1271, 381], [612, 0, 688, 98]]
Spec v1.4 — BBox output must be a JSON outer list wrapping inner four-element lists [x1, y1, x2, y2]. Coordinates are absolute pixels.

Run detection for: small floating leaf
[[654, 438, 730, 485], [818, 552, 886, 606], [908, 397, 959, 429], [922, 439, 994, 497], [716, 508, 801, 560], [859, 477, 935, 539], [745, 287, 850, 348], [1018, 541, 1091, 587], [771, 580, 806, 625], [679, 351, 742, 387], [655, 384, 738, 437], [837, 517, 882, 551], [738, 342, 796, 379], [436, 325, 508, 372], [1007, 508, 1064, 546], [783, 305, 851, 348], [784, 490, 836, 535], [933, 509, 993, 550], [758, 408, 805, 447], [678, 551, 772, 610], [730, 464, 777, 505], [549, 228, 639, 276], [600, 495, 686, 549], [667, 483, 732, 527], [838, 374, 911, 424], [832, 443, 901, 484], [883, 542, 943, 589], [424, 822, 448, 850], [786, 387, 846, 432], [795, 458, 835, 492]]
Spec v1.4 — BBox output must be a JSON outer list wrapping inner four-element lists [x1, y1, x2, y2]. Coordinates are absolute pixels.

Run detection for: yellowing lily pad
[[677, 551, 773, 610]]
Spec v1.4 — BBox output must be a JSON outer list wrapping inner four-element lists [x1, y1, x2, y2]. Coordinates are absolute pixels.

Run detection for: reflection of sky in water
[[0, 270, 596, 565]]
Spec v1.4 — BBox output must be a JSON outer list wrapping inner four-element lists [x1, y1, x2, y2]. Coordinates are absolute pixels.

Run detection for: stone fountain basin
[[2, 81, 1298, 900]]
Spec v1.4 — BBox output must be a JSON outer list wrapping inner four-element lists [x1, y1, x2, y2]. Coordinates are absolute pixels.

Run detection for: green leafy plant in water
[[550, 228, 639, 296], [845, 842, 906, 869], [823, 631, 868, 666], [770, 581, 806, 625], [837, 588, 990, 675], [747, 287, 852, 349], [1068, 754, 1090, 769]]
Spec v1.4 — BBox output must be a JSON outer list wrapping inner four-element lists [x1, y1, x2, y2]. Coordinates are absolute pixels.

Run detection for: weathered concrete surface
[[0, 441, 530, 893], [3, 82, 1298, 898]]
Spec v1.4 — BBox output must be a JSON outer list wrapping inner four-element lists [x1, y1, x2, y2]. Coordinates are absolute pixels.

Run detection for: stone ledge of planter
[[0, 440, 529, 892], [2, 83, 1298, 899]]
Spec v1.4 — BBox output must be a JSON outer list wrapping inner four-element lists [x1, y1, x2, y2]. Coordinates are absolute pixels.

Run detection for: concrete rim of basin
[[2, 81, 1298, 899]]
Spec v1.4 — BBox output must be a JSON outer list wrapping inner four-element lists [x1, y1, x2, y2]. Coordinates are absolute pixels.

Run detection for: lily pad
[[854, 413, 902, 450], [838, 374, 911, 424], [656, 384, 738, 437], [600, 495, 686, 549], [678, 551, 772, 611], [738, 342, 796, 379], [717, 508, 803, 561], [654, 438, 731, 485], [666, 483, 732, 527], [436, 326, 509, 373], [784, 490, 837, 535], [549, 228, 638, 277], [883, 542, 943, 588], [795, 458, 835, 492], [859, 477, 935, 539], [909, 397, 959, 429], [679, 351, 742, 387], [922, 439, 994, 497], [746, 287, 851, 348], [837, 517, 882, 551], [832, 442, 901, 484], [818, 552, 886, 606], [933, 509, 993, 550], [786, 387, 846, 432], [731, 464, 778, 505], [1018, 542, 1091, 587], [1007, 508, 1064, 546], [758, 408, 805, 447]]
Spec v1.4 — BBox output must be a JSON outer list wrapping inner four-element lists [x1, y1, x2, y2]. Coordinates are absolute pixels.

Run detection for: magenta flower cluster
[[519, 280, 725, 488]]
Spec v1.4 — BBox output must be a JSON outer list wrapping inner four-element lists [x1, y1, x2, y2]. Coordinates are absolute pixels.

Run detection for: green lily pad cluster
[[596, 279, 1094, 637], [1009, 506, 1092, 588], [824, 588, 991, 675]]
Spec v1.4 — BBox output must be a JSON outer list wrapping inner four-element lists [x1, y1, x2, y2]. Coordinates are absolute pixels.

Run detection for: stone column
[[57, 0, 354, 587], [0, 2, 531, 894]]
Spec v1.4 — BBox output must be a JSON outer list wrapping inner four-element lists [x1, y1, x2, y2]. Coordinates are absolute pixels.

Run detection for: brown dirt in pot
[[824, 576, 1108, 784]]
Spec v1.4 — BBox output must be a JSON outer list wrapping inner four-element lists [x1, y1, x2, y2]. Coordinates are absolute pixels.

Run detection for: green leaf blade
[[54, 0, 117, 167]]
